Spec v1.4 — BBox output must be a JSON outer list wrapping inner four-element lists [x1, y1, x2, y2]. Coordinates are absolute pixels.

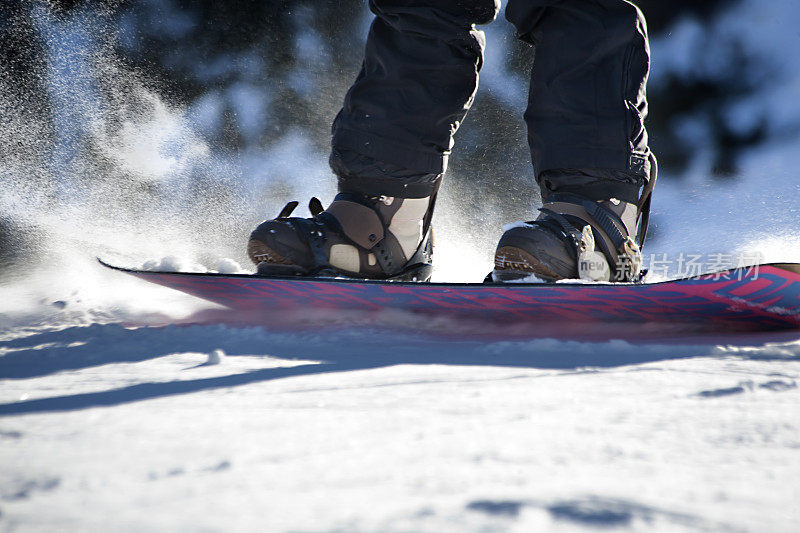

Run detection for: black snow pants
[[330, 0, 654, 207]]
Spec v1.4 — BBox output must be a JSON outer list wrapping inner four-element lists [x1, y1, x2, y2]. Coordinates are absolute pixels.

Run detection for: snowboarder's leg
[[494, 0, 656, 282], [249, 0, 501, 280], [331, 0, 500, 198]]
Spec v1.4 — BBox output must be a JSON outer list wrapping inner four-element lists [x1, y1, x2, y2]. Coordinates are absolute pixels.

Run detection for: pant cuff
[[333, 127, 448, 176]]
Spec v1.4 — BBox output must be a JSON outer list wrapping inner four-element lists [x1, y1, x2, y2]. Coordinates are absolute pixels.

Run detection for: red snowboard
[[101, 260, 800, 334]]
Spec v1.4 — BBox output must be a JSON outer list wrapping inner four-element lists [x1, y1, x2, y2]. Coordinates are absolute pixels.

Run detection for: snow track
[[1, 321, 799, 531]]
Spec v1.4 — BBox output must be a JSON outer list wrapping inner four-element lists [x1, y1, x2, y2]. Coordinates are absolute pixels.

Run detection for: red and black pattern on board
[[106, 262, 800, 331]]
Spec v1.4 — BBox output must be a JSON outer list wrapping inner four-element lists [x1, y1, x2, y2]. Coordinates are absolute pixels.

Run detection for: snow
[[502, 220, 533, 233], [1, 0, 800, 531], [1, 325, 799, 531], [492, 272, 547, 284], [213, 258, 245, 275], [206, 348, 225, 364], [227, 82, 272, 146], [142, 256, 205, 273]]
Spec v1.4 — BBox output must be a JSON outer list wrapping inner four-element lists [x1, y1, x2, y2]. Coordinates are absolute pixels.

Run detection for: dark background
[[0, 0, 789, 273]]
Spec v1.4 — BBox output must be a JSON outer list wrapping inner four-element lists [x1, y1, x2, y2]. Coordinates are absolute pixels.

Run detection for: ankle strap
[[322, 198, 385, 250], [544, 193, 631, 256]]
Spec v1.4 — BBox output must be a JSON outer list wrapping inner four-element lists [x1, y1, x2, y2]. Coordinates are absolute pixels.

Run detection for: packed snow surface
[[1, 320, 800, 532]]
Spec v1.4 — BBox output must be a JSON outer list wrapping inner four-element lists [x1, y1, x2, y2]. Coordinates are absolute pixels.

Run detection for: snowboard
[[100, 260, 800, 333]]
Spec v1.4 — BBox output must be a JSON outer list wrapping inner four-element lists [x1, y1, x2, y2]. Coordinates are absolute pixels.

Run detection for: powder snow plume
[[0, 3, 493, 329], [0, 5, 255, 325]]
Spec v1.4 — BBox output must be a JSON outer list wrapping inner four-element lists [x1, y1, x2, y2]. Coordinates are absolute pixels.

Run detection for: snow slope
[[1, 323, 799, 532]]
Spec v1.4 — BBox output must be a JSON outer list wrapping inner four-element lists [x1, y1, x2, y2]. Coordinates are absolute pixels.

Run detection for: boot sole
[[248, 239, 310, 276], [247, 239, 295, 265], [494, 246, 562, 282]]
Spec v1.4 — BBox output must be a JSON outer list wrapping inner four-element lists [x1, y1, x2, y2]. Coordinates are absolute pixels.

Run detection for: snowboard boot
[[247, 192, 435, 281], [493, 192, 645, 283]]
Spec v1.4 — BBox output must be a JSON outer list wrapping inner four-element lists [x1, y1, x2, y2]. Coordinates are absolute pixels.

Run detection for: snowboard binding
[[248, 192, 435, 282], [493, 192, 646, 283]]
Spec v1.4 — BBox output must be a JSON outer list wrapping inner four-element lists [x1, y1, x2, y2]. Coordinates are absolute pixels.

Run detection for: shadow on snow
[[0, 315, 798, 416]]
